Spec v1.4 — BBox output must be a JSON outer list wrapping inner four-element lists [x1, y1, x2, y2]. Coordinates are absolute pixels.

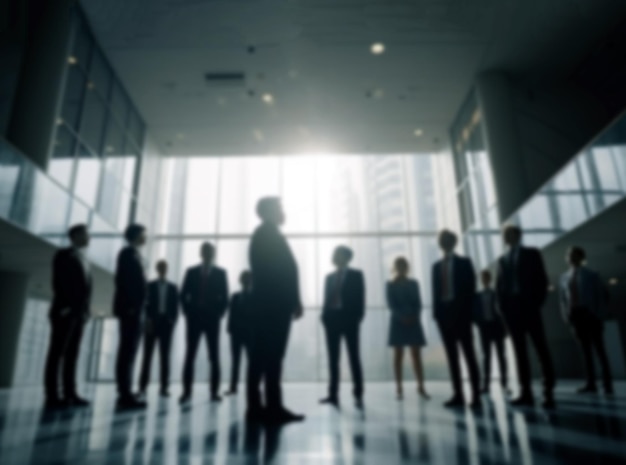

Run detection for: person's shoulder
[[349, 268, 363, 277], [55, 247, 72, 260], [214, 266, 227, 276]]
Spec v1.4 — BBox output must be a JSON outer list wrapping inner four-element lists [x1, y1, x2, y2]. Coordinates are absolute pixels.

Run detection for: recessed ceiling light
[[253, 130, 265, 142], [105, 145, 115, 153], [371, 42, 385, 55], [67, 56, 78, 65], [609, 278, 619, 286], [56, 118, 63, 126], [262, 93, 274, 104], [86, 81, 95, 90], [372, 88, 384, 99], [414, 128, 423, 137], [176, 133, 185, 140]]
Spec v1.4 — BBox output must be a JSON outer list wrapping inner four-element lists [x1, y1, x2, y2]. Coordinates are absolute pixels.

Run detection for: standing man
[[559, 246, 613, 395], [496, 225, 555, 408], [247, 197, 305, 424], [432, 229, 481, 408], [113, 224, 148, 409], [179, 242, 228, 404], [224, 270, 253, 396], [44, 224, 92, 409], [473, 270, 509, 395], [138, 260, 179, 398], [319, 246, 365, 408]]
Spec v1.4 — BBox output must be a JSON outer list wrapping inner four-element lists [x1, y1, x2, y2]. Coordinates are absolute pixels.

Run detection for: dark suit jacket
[[496, 246, 548, 310], [113, 246, 147, 318], [180, 265, 228, 320], [472, 290, 506, 330], [321, 268, 365, 323], [249, 222, 301, 314], [432, 254, 476, 323], [146, 280, 179, 323], [227, 291, 252, 336], [50, 247, 92, 319]]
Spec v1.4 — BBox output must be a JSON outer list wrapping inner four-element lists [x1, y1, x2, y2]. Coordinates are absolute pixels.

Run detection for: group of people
[[43, 197, 615, 424]]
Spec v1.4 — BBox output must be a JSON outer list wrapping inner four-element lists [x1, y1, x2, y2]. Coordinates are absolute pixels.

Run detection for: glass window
[[182, 158, 220, 233], [519, 195, 554, 230], [88, 49, 112, 100], [109, 82, 130, 126], [49, 125, 76, 188], [281, 156, 317, 233], [73, 145, 101, 208], [78, 88, 107, 155], [555, 194, 588, 230], [60, 65, 86, 130]]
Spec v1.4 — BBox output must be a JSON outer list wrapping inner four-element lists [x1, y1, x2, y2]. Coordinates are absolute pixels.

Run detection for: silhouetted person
[[559, 246, 613, 395], [44, 224, 92, 409], [496, 225, 555, 409], [138, 260, 179, 397], [386, 257, 429, 401], [225, 270, 253, 396], [247, 197, 304, 424], [113, 223, 148, 409], [319, 246, 366, 408], [473, 270, 509, 395], [432, 229, 481, 409], [180, 242, 228, 404]]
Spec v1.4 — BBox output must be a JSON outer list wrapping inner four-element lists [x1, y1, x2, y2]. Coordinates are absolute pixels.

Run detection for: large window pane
[[74, 145, 101, 208], [49, 125, 76, 188], [183, 158, 219, 233], [282, 156, 317, 233], [78, 89, 107, 154]]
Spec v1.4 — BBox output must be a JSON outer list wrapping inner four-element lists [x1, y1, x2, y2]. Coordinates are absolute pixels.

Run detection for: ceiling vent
[[204, 72, 246, 87]]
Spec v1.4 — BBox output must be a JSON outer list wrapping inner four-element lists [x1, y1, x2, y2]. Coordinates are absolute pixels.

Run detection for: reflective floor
[[0, 382, 625, 464]]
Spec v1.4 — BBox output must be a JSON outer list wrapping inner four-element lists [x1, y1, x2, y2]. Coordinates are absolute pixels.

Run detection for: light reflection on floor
[[0, 382, 624, 464]]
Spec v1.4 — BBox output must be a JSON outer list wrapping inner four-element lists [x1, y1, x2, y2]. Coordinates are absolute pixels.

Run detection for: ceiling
[[81, 0, 626, 156]]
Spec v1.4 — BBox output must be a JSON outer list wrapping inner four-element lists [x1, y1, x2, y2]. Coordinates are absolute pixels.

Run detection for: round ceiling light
[[370, 42, 385, 55]]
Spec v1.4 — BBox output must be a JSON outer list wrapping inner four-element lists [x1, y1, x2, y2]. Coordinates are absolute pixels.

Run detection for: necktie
[[330, 273, 343, 309]]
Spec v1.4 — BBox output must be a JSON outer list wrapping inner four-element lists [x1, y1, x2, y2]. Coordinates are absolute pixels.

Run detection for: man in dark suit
[[179, 242, 229, 404], [496, 225, 555, 409], [44, 224, 92, 409], [247, 197, 305, 424], [319, 246, 365, 408], [138, 260, 179, 397], [224, 270, 253, 396], [473, 270, 509, 395], [113, 223, 148, 409], [432, 229, 481, 409]]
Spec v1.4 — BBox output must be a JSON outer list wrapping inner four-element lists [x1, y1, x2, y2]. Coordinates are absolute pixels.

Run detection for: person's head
[[481, 269, 492, 288], [125, 223, 147, 247], [200, 242, 215, 265], [156, 260, 168, 279], [393, 257, 410, 279], [438, 229, 458, 254], [332, 245, 353, 269], [503, 224, 522, 247], [256, 197, 285, 226], [240, 270, 252, 290], [68, 224, 89, 248], [567, 246, 586, 267]]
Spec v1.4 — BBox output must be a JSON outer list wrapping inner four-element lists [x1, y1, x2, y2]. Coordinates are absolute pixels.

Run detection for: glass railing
[[0, 138, 123, 272], [464, 110, 626, 270]]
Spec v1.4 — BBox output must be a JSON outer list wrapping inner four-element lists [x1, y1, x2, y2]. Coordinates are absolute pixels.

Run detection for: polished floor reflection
[[0, 382, 624, 464]]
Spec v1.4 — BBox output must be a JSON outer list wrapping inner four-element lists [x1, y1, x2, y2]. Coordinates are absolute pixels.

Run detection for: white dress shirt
[[441, 254, 455, 302]]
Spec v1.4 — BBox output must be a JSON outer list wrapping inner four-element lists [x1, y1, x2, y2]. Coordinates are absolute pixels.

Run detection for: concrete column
[[6, 0, 75, 170], [0, 271, 30, 387], [475, 72, 529, 223]]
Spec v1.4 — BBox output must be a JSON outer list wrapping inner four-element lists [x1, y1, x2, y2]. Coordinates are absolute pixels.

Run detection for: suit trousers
[[322, 314, 364, 399], [246, 313, 292, 413], [478, 322, 508, 388], [44, 315, 85, 399], [228, 332, 246, 391], [437, 308, 480, 399], [570, 307, 612, 389], [138, 319, 174, 392], [182, 317, 221, 396], [501, 298, 555, 397], [115, 315, 143, 399]]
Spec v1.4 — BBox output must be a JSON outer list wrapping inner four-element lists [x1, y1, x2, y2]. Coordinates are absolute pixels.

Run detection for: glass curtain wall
[[48, 7, 145, 266], [94, 153, 460, 382]]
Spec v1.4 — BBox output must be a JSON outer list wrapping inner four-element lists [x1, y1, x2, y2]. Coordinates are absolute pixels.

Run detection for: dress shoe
[[159, 389, 170, 398], [576, 384, 598, 394], [65, 395, 90, 407], [224, 389, 237, 396], [116, 396, 146, 410], [45, 398, 67, 410], [418, 388, 430, 400], [480, 386, 490, 395], [179, 393, 191, 405], [211, 394, 222, 403], [510, 395, 534, 407], [245, 407, 266, 423], [444, 396, 465, 408], [265, 407, 305, 424], [319, 397, 339, 406], [470, 397, 482, 410], [355, 397, 364, 410]]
